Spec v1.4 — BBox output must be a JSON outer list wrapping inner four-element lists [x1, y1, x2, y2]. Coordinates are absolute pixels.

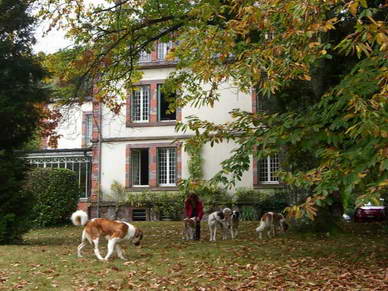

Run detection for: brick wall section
[[90, 100, 101, 201], [252, 154, 258, 187], [150, 83, 158, 123], [77, 201, 91, 212], [40, 136, 48, 149], [125, 142, 182, 190]]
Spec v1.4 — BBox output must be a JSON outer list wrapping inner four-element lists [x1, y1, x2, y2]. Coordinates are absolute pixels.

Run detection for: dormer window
[[139, 51, 151, 63], [157, 42, 173, 60]]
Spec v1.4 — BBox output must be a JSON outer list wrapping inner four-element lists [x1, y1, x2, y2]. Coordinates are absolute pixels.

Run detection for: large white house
[[26, 42, 282, 216]]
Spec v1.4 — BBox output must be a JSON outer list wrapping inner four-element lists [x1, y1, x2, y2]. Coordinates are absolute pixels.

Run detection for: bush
[[110, 182, 186, 220], [196, 185, 233, 213], [25, 168, 80, 227], [0, 154, 34, 243], [234, 188, 290, 220]]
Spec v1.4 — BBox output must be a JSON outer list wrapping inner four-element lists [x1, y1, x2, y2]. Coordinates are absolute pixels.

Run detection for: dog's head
[[222, 208, 232, 218], [133, 228, 143, 246], [232, 210, 240, 220], [184, 217, 196, 227]]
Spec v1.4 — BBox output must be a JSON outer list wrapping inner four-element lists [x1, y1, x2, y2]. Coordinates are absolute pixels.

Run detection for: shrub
[[196, 185, 233, 213], [234, 188, 290, 220], [0, 154, 34, 243], [234, 188, 264, 206], [110, 182, 186, 220], [25, 168, 80, 227]]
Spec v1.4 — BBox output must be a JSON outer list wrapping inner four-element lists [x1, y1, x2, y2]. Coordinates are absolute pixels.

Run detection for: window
[[157, 42, 173, 60], [132, 149, 149, 186], [158, 148, 176, 186], [139, 51, 151, 63], [157, 84, 176, 121], [258, 155, 279, 184], [256, 93, 265, 112], [85, 114, 93, 146], [132, 86, 150, 122], [132, 209, 147, 221]]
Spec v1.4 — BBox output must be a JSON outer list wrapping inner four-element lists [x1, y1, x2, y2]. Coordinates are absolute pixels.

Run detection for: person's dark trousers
[[194, 221, 201, 240]]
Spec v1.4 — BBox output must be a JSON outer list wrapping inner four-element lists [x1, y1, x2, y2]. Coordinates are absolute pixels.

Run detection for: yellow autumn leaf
[[378, 179, 388, 187], [349, 1, 359, 16], [308, 42, 321, 48], [376, 33, 387, 45], [343, 113, 355, 120]]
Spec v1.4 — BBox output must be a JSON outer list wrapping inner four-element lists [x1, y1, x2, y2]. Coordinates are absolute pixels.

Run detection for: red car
[[354, 206, 386, 222]]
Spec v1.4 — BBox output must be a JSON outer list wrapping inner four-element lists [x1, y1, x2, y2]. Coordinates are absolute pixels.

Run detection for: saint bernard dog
[[208, 208, 232, 241], [255, 212, 288, 239], [230, 210, 241, 239], [182, 217, 196, 240], [71, 210, 143, 261]]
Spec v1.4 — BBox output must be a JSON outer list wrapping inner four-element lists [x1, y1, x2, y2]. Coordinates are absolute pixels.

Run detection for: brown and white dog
[[71, 210, 143, 261], [255, 212, 288, 239], [208, 208, 232, 241], [182, 217, 196, 240], [230, 210, 240, 239]]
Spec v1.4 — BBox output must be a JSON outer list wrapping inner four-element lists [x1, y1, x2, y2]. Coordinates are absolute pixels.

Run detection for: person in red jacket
[[184, 193, 204, 240]]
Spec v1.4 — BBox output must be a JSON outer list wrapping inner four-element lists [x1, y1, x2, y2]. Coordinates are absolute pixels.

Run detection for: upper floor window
[[139, 51, 151, 63], [157, 42, 173, 60], [85, 113, 93, 146], [157, 84, 176, 121], [132, 86, 150, 122], [256, 93, 265, 112], [158, 147, 176, 186], [258, 154, 280, 184]]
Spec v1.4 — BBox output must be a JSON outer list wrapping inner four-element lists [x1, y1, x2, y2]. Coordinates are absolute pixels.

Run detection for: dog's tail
[[71, 210, 88, 226], [256, 213, 272, 232], [255, 219, 266, 233]]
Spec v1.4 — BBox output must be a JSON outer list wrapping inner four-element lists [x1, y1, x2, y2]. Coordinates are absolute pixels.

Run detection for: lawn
[[0, 221, 387, 290]]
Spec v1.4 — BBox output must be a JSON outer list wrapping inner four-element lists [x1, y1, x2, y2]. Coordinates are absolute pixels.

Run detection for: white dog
[[71, 210, 143, 261], [230, 210, 240, 239], [208, 208, 232, 241], [255, 212, 287, 239], [182, 217, 196, 240]]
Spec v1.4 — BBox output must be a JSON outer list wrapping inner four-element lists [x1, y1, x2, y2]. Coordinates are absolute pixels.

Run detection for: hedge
[[24, 168, 80, 227]]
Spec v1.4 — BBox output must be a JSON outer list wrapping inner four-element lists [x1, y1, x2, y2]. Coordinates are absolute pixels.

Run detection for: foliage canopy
[[37, 0, 388, 219], [0, 0, 52, 243]]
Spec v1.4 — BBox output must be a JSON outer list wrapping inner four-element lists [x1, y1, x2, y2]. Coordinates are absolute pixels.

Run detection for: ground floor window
[[127, 144, 180, 189], [158, 147, 176, 186], [132, 148, 149, 186], [258, 154, 280, 184]]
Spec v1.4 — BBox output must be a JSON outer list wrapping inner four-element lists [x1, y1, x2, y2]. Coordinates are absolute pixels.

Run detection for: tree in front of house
[[0, 0, 50, 243], [36, 0, 387, 221]]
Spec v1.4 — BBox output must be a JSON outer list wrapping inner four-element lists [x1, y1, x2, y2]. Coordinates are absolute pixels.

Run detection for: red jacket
[[184, 200, 204, 220]]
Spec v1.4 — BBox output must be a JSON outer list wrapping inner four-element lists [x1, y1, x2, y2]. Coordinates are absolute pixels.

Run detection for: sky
[[32, 0, 106, 54], [33, 24, 73, 54]]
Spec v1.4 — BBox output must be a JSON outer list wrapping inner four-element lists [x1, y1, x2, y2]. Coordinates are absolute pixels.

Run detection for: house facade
[[26, 42, 282, 216]]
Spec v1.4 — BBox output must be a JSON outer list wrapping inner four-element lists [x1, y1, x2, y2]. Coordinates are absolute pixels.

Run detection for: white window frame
[[157, 42, 173, 60], [139, 51, 151, 63], [258, 155, 280, 184], [158, 147, 176, 186], [132, 86, 150, 123]]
